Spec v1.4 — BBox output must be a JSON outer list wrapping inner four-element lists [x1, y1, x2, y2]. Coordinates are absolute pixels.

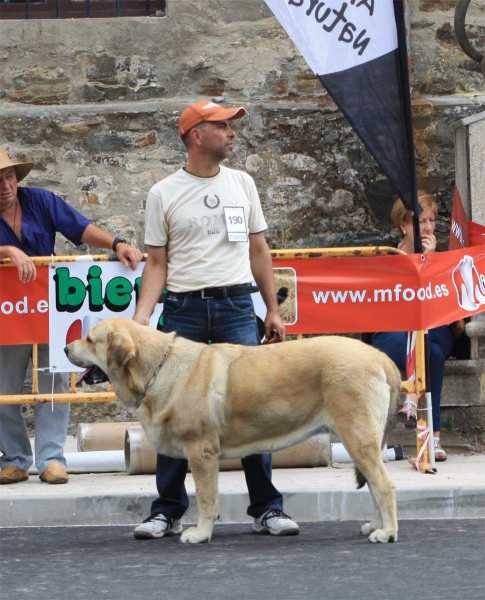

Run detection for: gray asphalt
[[1, 520, 484, 600]]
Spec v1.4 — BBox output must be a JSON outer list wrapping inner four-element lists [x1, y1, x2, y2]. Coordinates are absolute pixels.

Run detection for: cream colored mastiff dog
[[66, 318, 401, 545]]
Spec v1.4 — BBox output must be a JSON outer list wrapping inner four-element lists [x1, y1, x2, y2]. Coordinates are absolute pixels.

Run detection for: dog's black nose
[[64, 346, 69, 356]]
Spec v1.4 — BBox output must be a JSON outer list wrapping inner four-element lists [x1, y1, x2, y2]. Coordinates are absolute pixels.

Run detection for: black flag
[[265, 0, 422, 250]]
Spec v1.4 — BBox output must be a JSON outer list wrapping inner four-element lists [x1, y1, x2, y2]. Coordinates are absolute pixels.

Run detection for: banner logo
[[452, 255, 485, 312], [54, 265, 142, 313]]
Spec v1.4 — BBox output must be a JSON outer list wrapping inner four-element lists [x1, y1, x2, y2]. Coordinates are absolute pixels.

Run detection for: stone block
[[82, 54, 117, 84], [245, 154, 264, 175], [92, 156, 123, 167], [84, 136, 133, 152], [133, 133, 157, 149], [419, 0, 456, 11], [216, 0, 272, 23], [469, 117, 485, 225], [442, 359, 485, 406], [280, 153, 319, 174], [62, 121, 99, 134], [7, 66, 70, 105], [64, 150, 90, 166]]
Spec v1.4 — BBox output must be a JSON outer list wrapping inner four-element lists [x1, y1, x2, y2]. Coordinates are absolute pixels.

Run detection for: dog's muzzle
[[76, 366, 110, 386]]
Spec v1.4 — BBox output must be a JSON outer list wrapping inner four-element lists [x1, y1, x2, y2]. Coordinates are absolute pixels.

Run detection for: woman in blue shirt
[[371, 193, 465, 462]]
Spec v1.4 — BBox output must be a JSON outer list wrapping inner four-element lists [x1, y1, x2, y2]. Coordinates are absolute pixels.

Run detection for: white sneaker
[[133, 514, 183, 539], [252, 509, 299, 536]]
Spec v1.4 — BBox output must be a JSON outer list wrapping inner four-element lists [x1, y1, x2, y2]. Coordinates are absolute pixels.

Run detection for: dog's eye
[[86, 336, 93, 344]]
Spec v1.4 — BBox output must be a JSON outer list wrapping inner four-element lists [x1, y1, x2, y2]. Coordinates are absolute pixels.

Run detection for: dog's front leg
[[180, 441, 220, 544]]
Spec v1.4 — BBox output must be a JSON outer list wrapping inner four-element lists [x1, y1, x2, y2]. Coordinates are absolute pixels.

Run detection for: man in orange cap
[[0, 146, 142, 485], [133, 100, 299, 541]]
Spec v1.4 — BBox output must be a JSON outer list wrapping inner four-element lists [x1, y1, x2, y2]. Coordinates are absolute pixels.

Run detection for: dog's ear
[[106, 328, 136, 370]]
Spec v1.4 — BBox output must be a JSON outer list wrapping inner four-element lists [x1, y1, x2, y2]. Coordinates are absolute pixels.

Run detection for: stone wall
[[1, 1, 484, 252]]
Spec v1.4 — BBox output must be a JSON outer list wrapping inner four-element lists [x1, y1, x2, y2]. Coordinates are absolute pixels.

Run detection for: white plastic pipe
[[28, 451, 126, 474], [331, 443, 404, 463]]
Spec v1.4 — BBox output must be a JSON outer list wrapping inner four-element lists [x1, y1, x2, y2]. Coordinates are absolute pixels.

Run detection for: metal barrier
[[0, 248, 432, 471], [0, 0, 166, 20]]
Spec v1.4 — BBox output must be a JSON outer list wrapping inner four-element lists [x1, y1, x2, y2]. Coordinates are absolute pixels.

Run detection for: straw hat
[[0, 146, 34, 182]]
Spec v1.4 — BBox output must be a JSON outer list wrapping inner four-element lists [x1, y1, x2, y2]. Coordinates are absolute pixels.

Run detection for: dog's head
[[65, 318, 137, 382]]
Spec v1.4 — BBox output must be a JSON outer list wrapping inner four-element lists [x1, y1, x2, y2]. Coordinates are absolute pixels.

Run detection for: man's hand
[[9, 247, 36, 283], [133, 311, 151, 327], [116, 243, 143, 271], [264, 310, 285, 343]]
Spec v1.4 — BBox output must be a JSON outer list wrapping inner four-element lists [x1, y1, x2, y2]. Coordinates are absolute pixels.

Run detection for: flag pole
[[394, 0, 422, 254]]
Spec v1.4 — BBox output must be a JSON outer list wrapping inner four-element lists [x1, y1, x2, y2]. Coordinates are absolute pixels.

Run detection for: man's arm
[[249, 232, 285, 342], [133, 245, 168, 326], [0, 246, 37, 283], [80, 224, 143, 271]]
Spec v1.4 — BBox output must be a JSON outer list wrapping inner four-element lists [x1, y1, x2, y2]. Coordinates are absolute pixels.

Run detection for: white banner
[[48, 261, 162, 373], [48, 262, 298, 372], [264, 0, 398, 75]]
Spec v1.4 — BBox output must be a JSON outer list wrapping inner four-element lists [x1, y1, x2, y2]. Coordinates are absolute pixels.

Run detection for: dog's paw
[[360, 522, 376, 536], [180, 527, 211, 544], [368, 529, 398, 544]]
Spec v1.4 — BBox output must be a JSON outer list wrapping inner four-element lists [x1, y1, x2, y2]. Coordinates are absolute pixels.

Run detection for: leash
[[134, 343, 173, 409]]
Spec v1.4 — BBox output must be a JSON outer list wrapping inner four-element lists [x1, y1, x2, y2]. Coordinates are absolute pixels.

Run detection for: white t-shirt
[[144, 165, 267, 292]]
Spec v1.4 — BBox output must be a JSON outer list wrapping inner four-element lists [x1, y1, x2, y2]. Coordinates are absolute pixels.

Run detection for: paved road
[[1, 520, 484, 600]]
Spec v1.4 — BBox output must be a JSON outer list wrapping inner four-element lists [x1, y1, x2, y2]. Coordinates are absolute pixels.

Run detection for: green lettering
[[54, 267, 87, 313], [87, 265, 104, 312], [105, 277, 133, 312], [134, 277, 142, 304]]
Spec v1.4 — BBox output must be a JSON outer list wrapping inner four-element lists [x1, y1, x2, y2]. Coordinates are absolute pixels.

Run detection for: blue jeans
[[371, 326, 454, 433], [149, 292, 284, 520]]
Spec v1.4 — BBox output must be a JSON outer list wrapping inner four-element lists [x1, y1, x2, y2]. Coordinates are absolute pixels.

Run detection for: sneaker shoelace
[[149, 514, 174, 529], [261, 509, 292, 528]]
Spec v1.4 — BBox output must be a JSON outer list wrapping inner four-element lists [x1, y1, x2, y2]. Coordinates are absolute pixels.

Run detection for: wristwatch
[[112, 236, 127, 252]]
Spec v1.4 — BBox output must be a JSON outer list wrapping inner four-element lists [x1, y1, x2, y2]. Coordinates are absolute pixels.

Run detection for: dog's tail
[[355, 467, 367, 490], [354, 357, 402, 490]]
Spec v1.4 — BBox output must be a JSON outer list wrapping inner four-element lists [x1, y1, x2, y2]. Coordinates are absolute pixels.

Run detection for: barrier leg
[[408, 330, 436, 473], [32, 344, 39, 395]]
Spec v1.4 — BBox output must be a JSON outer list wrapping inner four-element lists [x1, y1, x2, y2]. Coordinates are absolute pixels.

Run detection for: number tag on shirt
[[224, 206, 248, 242]]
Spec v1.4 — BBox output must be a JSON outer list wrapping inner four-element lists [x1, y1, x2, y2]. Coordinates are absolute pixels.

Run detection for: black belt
[[168, 284, 259, 300]]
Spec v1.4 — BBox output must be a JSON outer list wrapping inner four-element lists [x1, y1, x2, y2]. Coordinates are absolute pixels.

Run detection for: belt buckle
[[201, 289, 215, 299]]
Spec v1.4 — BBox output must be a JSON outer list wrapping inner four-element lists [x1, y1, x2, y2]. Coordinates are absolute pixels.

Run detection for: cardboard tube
[[77, 422, 139, 452], [125, 427, 331, 475], [125, 427, 157, 475], [220, 435, 331, 471]]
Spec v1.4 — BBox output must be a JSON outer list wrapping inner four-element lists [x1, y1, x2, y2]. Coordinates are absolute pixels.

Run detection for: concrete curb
[[2, 454, 485, 528], [2, 485, 485, 528]]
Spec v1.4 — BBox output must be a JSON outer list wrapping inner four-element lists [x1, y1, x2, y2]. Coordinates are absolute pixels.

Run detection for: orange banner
[[0, 266, 49, 345], [449, 186, 485, 250], [277, 245, 485, 334], [1, 245, 485, 344]]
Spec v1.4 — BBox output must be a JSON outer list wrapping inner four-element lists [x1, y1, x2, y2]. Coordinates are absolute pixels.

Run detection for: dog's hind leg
[[357, 456, 397, 543], [359, 485, 383, 537], [180, 439, 220, 544], [340, 432, 398, 544]]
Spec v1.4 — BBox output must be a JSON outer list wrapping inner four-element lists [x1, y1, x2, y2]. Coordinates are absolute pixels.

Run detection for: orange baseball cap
[[178, 100, 247, 138]]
